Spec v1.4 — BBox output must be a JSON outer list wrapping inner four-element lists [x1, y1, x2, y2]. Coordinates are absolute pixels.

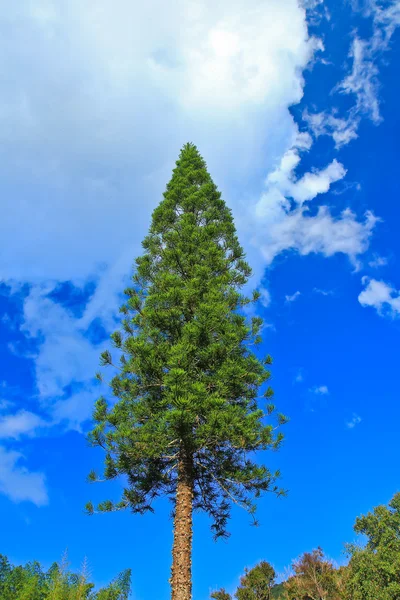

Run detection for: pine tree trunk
[[171, 448, 194, 600]]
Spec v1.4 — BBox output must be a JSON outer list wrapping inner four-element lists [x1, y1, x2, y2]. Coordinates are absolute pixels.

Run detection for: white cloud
[[0, 410, 48, 439], [261, 206, 376, 267], [256, 133, 346, 208], [258, 287, 272, 308], [301, 0, 323, 7], [0, 446, 48, 506], [15, 281, 115, 431], [285, 291, 301, 303], [0, 0, 319, 284], [52, 389, 99, 433], [310, 385, 329, 395], [252, 142, 376, 264], [313, 287, 334, 296], [368, 254, 388, 268], [303, 109, 359, 148], [248, 131, 378, 267], [358, 277, 400, 317], [346, 413, 362, 429], [305, 0, 400, 146], [21, 284, 106, 401], [338, 37, 382, 124], [294, 369, 304, 383], [362, 1, 400, 46]]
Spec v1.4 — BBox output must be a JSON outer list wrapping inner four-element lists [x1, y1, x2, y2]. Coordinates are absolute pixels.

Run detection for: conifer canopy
[[86, 143, 286, 539]]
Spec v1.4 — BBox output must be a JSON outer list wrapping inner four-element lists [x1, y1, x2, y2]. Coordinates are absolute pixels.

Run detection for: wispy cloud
[[313, 288, 334, 296], [368, 255, 388, 268], [305, 0, 400, 147], [338, 36, 382, 125], [294, 369, 304, 384], [303, 109, 359, 148], [285, 291, 301, 304], [346, 413, 362, 429], [0, 410, 49, 440], [310, 385, 329, 395], [259, 287, 272, 308]]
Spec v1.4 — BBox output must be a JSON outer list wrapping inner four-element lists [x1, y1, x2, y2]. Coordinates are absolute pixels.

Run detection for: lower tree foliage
[[3, 495, 398, 600], [283, 548, 344, 600], [0, 553, 131, 600], [210, 493, 400, 600], [345, 492, 400, 599], [235, 562, 276, 600], [211, 562, 276, 600]]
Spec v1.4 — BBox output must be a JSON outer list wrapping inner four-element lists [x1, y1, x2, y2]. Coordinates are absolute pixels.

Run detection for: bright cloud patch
[[0, 410, 48, 439], [310, 385, 329, 395], [0, 447, 48, 506], [251, 133, 377, 266], [358, 277, 400, 317], [0, 0, 318, 283]]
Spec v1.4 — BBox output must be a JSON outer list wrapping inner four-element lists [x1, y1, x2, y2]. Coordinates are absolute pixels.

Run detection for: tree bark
[[171, 448, 194, 600]]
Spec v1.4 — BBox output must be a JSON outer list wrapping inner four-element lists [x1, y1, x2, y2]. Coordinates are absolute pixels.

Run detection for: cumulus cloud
[[358, 277, 400, 317], [0, 446, 48, 506], [255, 132, 346, 207], [0, 0, 319, 283], [249, 132, 377, 266], [257, 205, 376, 267]]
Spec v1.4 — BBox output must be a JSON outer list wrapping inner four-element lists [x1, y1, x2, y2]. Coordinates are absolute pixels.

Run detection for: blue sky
[[0, 0, 399, 597]]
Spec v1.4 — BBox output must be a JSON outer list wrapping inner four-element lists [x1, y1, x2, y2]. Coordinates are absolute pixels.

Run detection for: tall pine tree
[[86, 143, 287, 600]]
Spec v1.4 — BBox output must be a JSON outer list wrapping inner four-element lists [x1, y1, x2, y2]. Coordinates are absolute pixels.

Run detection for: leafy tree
[[345, 492, 400, 599], [96, 569, 132, 600], [283, 548, 342, 600], [270, 582, 285, 599], [211, 589, 232, 600], [86, 143, 286, 600], [235, 561, 276, 600]]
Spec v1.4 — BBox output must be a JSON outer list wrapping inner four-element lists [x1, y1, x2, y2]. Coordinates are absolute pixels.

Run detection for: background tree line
[[0, 552, 131, 600], [3, 490, 397, 599], [211, 492, 400, 600]]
